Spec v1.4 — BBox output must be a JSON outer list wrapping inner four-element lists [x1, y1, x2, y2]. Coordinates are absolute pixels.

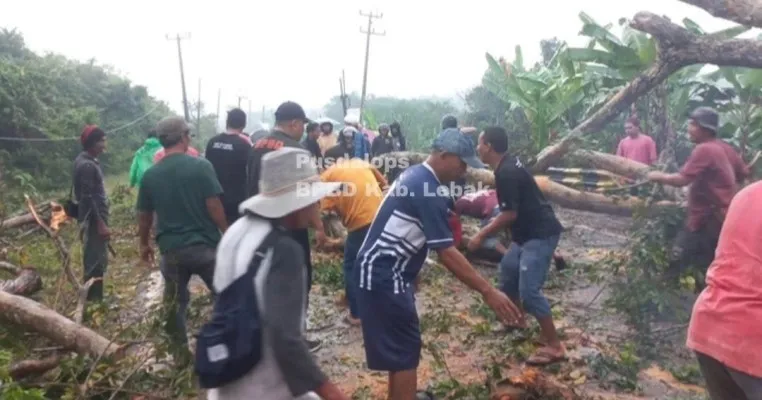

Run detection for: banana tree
[[564, 12, 749, 158], [483, 45, 591, 155], [708, 66, 762, 157]]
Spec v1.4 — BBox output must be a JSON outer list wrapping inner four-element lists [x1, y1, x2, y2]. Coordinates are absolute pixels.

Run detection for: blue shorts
[[356, 288, 421, 372]]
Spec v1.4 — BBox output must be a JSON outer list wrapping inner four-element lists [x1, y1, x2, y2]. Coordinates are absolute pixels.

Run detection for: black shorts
[[357, 288, 421, 372]]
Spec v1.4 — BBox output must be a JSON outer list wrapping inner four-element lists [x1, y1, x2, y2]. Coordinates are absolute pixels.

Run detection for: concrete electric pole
[[358, 10, 385, 124], [166, 33, 191, 121]]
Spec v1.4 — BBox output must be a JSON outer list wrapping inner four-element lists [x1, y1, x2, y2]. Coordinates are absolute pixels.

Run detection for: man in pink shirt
[[686, 180, 762, 399], [616, 118, 658, 165]]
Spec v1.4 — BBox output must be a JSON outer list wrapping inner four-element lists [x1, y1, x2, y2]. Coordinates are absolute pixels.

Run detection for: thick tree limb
[[531, 11, 762, 173], [0, 290, 119, 358], [25, 196, 78, 291], [678, 0, 762, 29], [0, 261, 43, 297], [376, 152, 678, 215], [571, 149, 651, 179]]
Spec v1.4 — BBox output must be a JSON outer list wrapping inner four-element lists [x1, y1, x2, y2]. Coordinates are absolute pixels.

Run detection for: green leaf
[[514, 45, 524, 71], [682, 18, 705, 35], [710, 25, 751, 40], [579, 23, 624, 52]]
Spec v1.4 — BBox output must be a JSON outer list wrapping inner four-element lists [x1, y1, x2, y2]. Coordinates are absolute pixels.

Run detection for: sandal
[[526, 347, 567, 366]]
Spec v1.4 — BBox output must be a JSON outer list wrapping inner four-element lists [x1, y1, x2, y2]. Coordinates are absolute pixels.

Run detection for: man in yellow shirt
[[321, 157, 388, 325]]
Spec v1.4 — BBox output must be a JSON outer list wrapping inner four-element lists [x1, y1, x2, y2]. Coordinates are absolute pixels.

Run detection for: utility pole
[[196, 78, 202, 132], [339, 69, 349, 118], [216, 89, 221, 131], [359, 10, 384, 124], [166, 33, 191, 121]]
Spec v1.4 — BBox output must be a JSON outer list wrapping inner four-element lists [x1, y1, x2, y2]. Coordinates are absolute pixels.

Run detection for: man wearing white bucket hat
[[206, 147, 348, 400]]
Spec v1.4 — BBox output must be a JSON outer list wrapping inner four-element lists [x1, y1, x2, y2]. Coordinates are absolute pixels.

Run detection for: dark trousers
[[696, 352, 762, 400], [344, 225, 370, 319], [290, 229, 312, 298], [81, 220, 108, 301], [160, 244, 216, 355], [667, 218, 722, 285]]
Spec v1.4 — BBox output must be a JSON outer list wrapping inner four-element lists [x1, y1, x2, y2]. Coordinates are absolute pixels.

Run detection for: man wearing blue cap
[[354, 128, 521, 400]]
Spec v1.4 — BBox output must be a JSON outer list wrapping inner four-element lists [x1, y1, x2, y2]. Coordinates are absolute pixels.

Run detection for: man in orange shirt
[[686, 180, 762, 400], [320, 157, 388, 325]]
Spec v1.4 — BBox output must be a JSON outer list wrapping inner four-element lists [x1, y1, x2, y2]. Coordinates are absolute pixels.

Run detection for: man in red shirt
[[648, 107, 749, 284], [687, 180, 762, 399], [616, 118, 658, 165]]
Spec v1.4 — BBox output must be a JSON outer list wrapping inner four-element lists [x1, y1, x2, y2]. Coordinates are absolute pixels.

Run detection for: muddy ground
[[131, 207, 706, 399], [3, 196, 705, 399]]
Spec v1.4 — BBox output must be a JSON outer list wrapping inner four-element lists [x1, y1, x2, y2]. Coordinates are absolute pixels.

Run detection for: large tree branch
[[678, 0, 762, 29], [375, 152, 678, 216], [531, 11, 762, 173]]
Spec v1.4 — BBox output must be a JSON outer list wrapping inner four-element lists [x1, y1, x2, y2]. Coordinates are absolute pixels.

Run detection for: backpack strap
[[243, 222, 284, 281]]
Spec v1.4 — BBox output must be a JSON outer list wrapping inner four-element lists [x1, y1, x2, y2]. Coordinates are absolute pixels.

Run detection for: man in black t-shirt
[[470, 126, 566, 366], [205, 108, 252, 225], [246, 101, 327, 352]]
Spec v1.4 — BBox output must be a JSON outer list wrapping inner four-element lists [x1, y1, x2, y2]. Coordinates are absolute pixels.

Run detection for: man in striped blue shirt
[[354, 128, 520, 400]]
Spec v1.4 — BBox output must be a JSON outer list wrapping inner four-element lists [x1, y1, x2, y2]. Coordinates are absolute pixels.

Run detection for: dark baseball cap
[[274, 101, 311, 124], [689, 107, 719, 133], [432, 128, 485, 169]]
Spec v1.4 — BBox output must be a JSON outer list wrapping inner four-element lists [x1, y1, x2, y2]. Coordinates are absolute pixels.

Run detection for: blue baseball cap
[[431, 128, 486, 169]]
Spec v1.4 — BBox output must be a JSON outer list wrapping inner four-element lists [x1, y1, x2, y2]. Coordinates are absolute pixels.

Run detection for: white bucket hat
[[239, 147, 342, 218]]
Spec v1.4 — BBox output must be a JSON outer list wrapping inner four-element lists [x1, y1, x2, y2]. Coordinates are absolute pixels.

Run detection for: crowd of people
[[69, 102, 761, 400]]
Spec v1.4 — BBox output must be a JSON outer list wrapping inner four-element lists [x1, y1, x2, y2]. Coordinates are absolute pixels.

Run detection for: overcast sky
[[2, 0, 740, 117]]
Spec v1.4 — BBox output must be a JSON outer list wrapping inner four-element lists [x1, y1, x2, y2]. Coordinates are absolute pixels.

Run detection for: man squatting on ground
[[354, 128, 521, 400]]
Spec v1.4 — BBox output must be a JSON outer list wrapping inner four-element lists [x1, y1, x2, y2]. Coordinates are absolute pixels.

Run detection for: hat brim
[[462, 155, 486, 169], [239, 181, 342, 219]]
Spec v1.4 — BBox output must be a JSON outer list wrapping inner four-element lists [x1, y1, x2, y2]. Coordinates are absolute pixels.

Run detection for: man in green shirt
[[136, 116, 228, 363]]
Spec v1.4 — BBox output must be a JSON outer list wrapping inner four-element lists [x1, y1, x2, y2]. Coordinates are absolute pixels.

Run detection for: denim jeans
[[344, 225, 370, 319], [160, 244, 216, 353], [498, 235, 560, 319]]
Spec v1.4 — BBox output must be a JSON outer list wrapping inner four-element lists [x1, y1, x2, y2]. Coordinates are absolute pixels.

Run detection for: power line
[[0, 103, 164, 142], [359, 9, 385, 124]]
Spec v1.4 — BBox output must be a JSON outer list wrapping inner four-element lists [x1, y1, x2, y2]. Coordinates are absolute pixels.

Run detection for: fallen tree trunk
[[678, 0, 762, 29], [531, 10, 762, 173], [376, 152, 679, 215], [0, 201, 67, 232], [536, 177, 677, 217], [0, 262, 43, 297], [1, 213, 38, 230], [0, 290, 119, 358], [570, 149, 650, 179]]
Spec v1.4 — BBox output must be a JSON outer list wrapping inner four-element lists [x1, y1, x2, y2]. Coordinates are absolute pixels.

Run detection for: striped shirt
[[356, 163, 453, 293]]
